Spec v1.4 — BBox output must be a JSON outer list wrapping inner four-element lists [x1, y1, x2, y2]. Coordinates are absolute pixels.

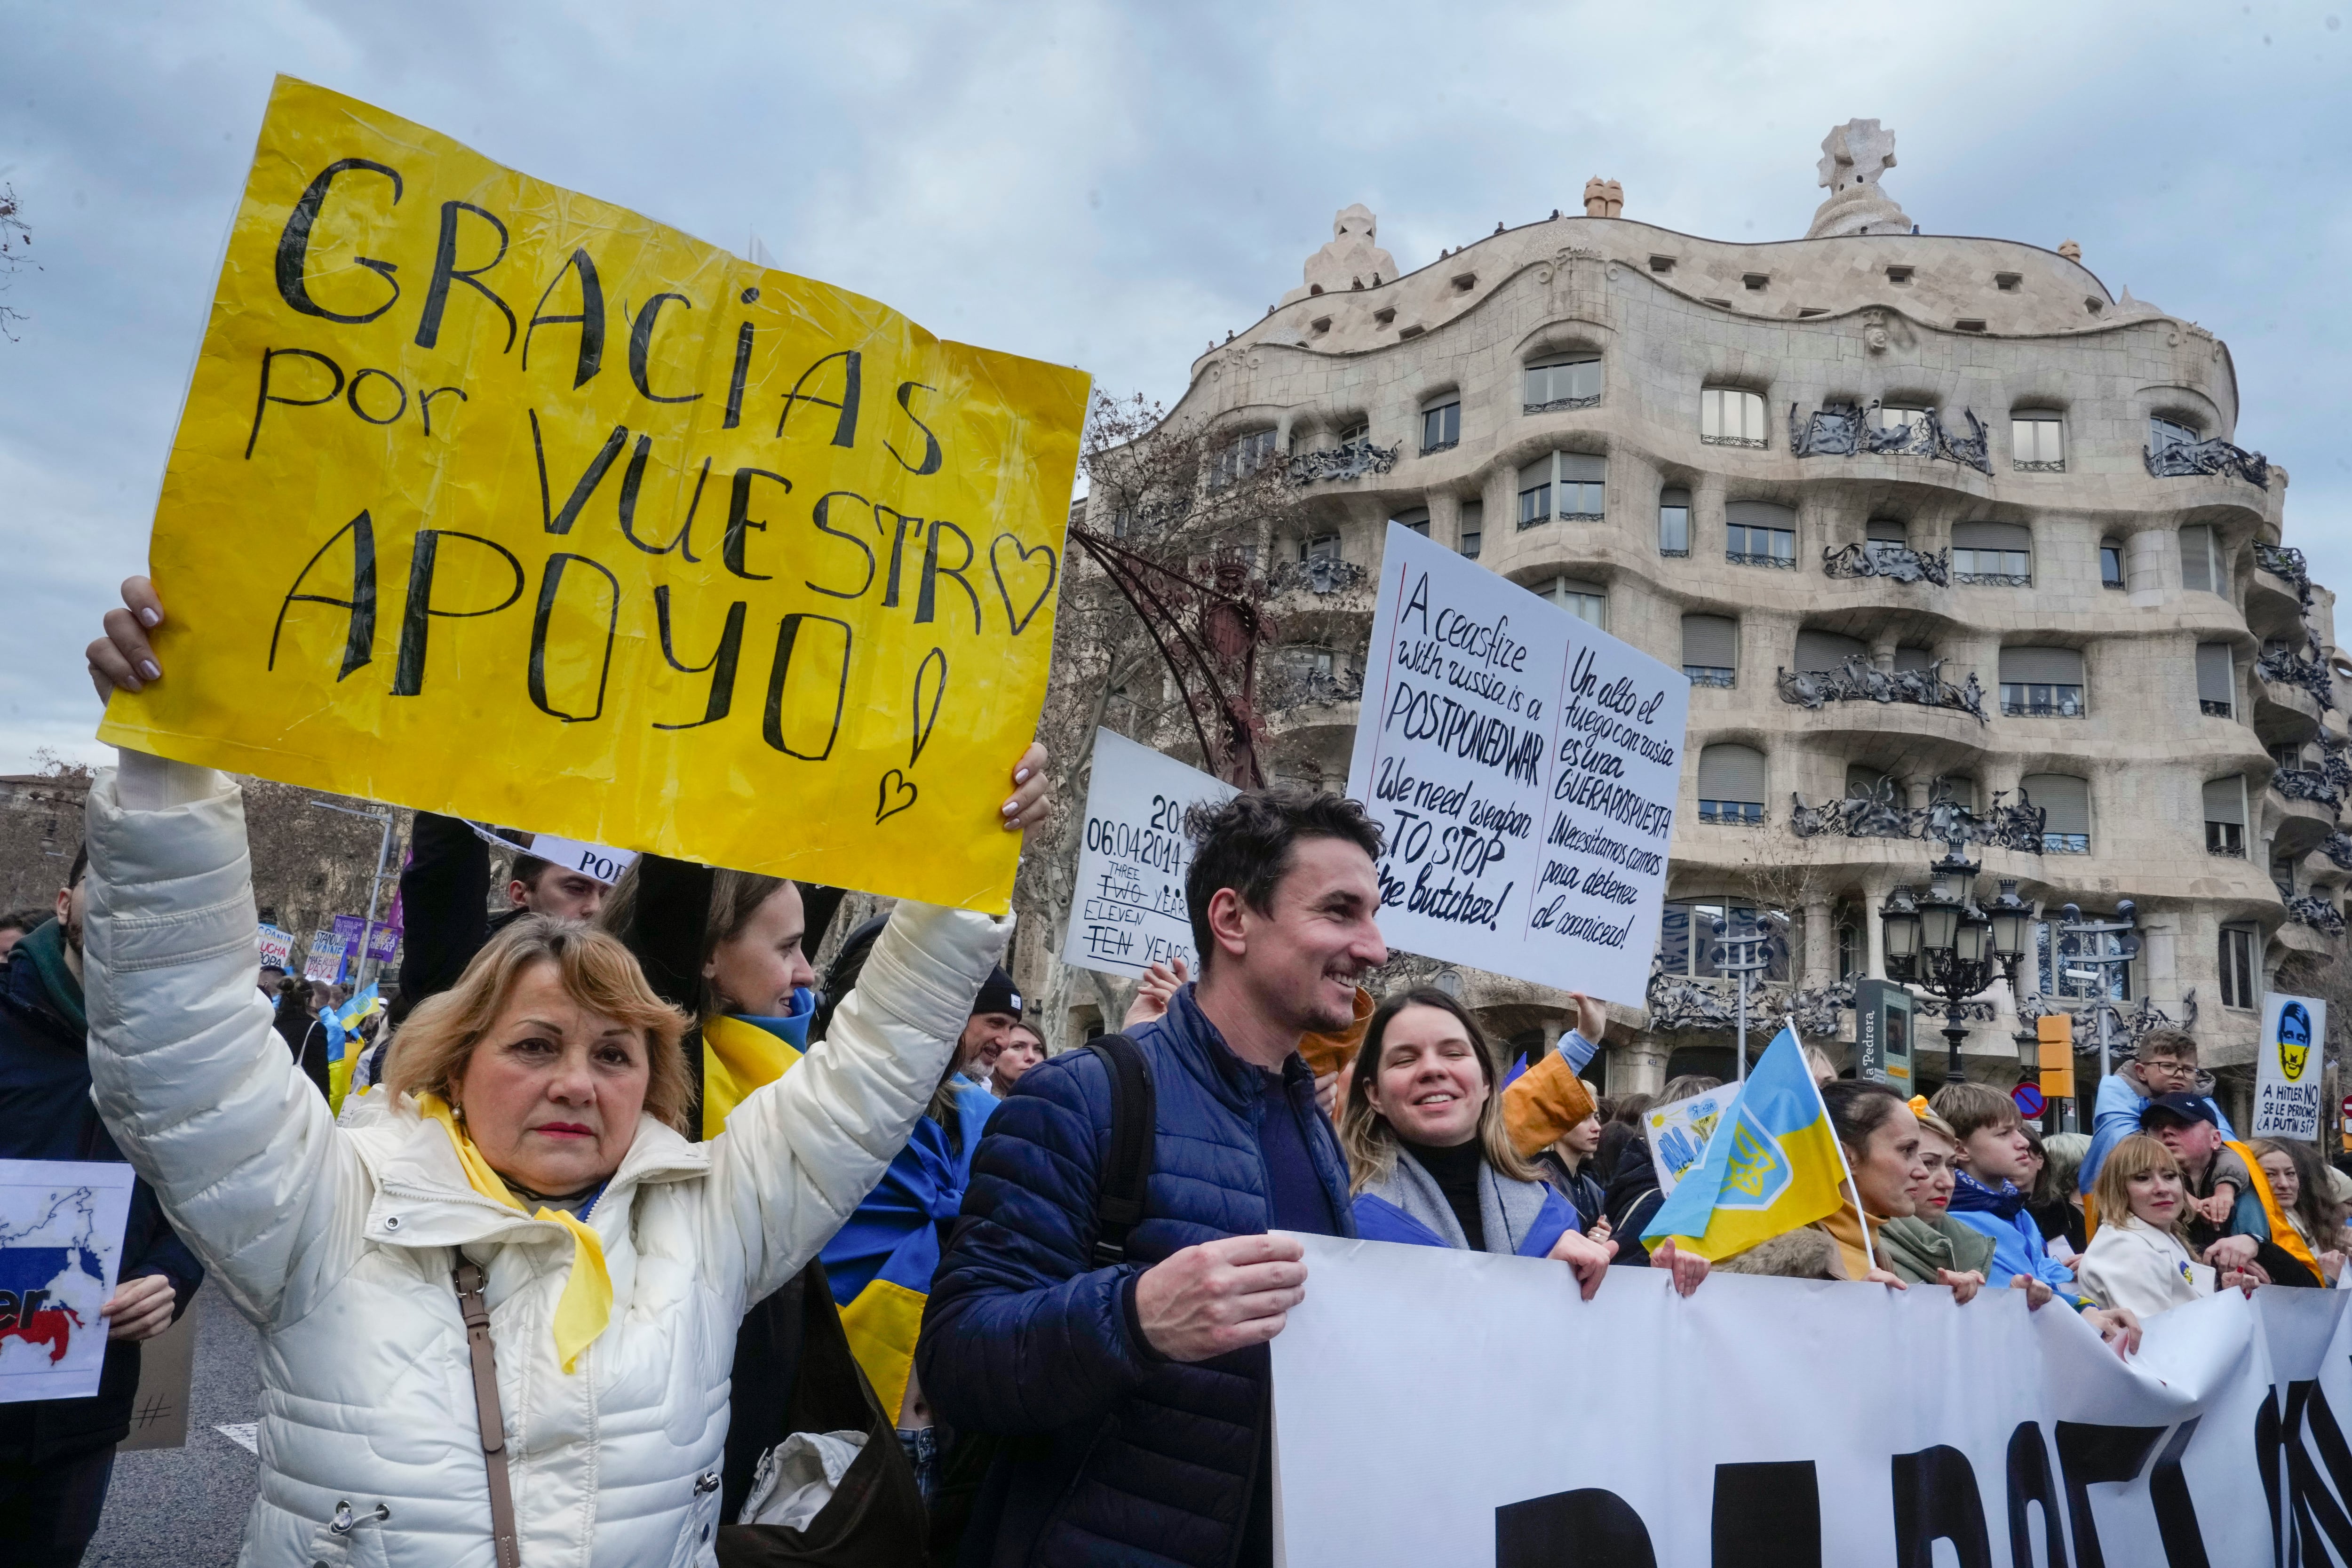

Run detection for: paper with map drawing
[[0, 1160, 136, 1403]]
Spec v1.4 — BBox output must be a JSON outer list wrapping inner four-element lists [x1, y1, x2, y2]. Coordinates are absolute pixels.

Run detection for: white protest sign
[[1344, 523, 1687, 1002], [302, 931, 347, 984], [1644, 1085, 1734, 1196], [1273, 1233, 2343, 1567], [256, 924, 294, 969], [462, 821, 639, 887], [0, 1159, 137, 1403], [1060, 729, 1238, 979], [2254, 992, 2326, 1139]]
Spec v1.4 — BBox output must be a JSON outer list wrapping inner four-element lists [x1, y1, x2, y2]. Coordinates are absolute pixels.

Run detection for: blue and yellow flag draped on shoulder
[[702, 1004, 994, 1418], [1642, 1026, 1848, 1263]]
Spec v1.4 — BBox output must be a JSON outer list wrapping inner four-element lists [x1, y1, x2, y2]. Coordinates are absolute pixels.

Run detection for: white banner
[[1060, 729, 1237, 979], [1344, 523, 1687, 1003], [1273, 1233, 2352, 1566], [2256, 992, 2326, 1140]]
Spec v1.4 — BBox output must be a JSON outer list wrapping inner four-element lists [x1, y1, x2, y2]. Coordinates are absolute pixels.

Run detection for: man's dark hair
[[66, 843, 88, 891], [1182, 788, 1383, 970], [509, 852, 553, 890]]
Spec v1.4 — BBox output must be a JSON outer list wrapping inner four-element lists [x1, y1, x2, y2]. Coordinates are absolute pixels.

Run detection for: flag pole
[[1801, 1016, 1879, 1277]]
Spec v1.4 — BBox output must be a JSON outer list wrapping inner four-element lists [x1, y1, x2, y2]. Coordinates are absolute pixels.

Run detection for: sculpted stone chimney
[[1280, 204, 1401, 305], [1805, 119, 1912, 239]]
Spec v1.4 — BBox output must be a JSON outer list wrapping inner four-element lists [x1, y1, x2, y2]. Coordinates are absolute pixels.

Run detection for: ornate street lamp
[[1710, 909, 1787, 1083], [1878, 828, 2034, 1092]]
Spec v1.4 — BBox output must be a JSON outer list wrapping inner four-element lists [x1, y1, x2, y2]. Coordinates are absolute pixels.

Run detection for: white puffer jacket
[[80, 762, 1009, 1567]]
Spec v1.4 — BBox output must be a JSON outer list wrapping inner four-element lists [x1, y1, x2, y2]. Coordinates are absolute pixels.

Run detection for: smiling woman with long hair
[[1339, 988, 1705, 1297]]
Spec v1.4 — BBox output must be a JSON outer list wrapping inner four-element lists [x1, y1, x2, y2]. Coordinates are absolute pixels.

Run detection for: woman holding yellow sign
[[79, 577, 1051, 1567]]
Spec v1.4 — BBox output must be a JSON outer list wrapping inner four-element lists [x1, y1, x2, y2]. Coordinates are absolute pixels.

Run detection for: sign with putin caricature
[[2253, 992, 2326, 1140]]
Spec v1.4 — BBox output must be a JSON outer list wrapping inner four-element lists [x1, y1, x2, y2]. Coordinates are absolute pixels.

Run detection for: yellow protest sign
[[99, 77, 1088, 912]]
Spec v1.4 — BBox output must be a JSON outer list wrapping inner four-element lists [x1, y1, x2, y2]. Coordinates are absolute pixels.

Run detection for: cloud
[[3, 0, 2346, 772]]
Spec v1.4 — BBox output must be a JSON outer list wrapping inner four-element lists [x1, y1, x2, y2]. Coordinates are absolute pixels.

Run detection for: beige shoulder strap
[[453, 1260, 524, 1568]]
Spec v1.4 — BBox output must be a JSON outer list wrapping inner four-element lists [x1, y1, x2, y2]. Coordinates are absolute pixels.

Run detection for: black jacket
[[1601, 1135, 1665, 1266], [0, 922, 204, 1462], [386, 813, 527, 1029]]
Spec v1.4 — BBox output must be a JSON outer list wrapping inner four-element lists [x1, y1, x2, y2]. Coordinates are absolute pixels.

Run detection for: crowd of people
[[0, 576, 2342, 1567]]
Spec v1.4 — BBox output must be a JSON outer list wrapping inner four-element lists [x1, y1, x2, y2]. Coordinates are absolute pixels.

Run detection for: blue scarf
[[1947, 1166, 2027, 1220]]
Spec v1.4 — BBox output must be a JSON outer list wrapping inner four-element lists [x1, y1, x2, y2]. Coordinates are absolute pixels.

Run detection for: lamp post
[[2055, 901, 2139, 1089], [1878, 827, 2033, 1093], [309, 800, 397, 987], [1710, 909, 1787, 1082]]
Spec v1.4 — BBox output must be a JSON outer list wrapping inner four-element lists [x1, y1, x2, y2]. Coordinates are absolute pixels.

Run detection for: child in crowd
[[2081, 1028, 2233, 1195], [1932, 1082, 2093, 1306], [2077, 1134, 2265, 1316]]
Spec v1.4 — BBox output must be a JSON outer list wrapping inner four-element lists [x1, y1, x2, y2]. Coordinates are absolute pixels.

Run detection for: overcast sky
[[4, 0, 2347, 773]]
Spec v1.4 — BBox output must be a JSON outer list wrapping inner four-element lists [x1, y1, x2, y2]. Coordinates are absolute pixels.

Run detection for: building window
[[1657, 899, 1791, 980], [1212, 428, 1276, 488], [1726, 500, 1796, 568], [2013, 413, 2066, 471], [1862, 517, 1909, 568], [1338, 420, 1369, 446], [1517, 452, 1605, 528], [1525, 356, 1602, 413], [1682, 614, 1738, 687], [2100, 540, 2125, 589], [2203, 776, 2247, 857], [1304, 532, 1341, 563], [2179, 524, 2223, 595], [1998, 647, 2086, 717], [1458, 500, 1482, 559], [1872, 405, 1929, 438], [2195, 642, 2234, 717], [1545, 576, 1607, 629], [1795, 628, 1869, 675], [2150, 414, 2201, 455], [2021, 772, 2090, 853], [1392, 507, 1431, 537], [1701, 387, 1769, 448], [1658, 487, 1692, 557], [1421, 397, 1461, 454], [2038, 918, 2131, 1001], [1951, 521, 2033, 586], [1696, 744, 1766, 824], [2219, 925, 2257, 1011]]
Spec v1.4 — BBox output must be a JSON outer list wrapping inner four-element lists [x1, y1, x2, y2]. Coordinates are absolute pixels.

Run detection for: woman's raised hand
[[1002, 741, 1053, 845], [87, 575, 166, 701]]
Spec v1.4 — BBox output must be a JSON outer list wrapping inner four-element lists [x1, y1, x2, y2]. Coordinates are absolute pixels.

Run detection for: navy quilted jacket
[[917, 985, 1355, 1567]]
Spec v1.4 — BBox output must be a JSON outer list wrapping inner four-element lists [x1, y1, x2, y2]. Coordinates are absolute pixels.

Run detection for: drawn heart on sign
[[911, 648, 947, 766], [990, 534, 1058, 637], [876, 770, 918, 824]]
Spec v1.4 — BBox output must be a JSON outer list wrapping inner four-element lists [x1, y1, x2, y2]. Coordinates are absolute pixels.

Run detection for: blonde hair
[[384, 915, 694, 1132], [2090, 1133, 2186, 1239], [1340, 990, 1538, 1198]]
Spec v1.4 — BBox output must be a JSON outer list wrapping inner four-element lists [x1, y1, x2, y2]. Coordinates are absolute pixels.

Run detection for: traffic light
[[2037, 1014, 2075, 1099]]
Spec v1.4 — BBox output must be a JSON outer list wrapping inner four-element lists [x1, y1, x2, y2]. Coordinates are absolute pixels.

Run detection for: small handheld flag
[[1642, 1024, 1850, 1264], [323, 982, 382, 1113]]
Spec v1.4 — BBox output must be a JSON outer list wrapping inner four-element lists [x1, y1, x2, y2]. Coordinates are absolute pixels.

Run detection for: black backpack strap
[[1083, 1033, 1156, 1268]]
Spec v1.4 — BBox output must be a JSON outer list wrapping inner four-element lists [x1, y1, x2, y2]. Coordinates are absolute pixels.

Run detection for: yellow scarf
[[416, 1094, 613, 1373], [2223, 1138, 2322, 1279]]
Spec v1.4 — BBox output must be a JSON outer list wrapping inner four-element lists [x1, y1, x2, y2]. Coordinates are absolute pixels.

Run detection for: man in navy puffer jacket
[[919, 790, 1388, 1567]]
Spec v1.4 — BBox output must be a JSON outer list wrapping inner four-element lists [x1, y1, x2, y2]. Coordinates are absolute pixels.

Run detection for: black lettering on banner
[[1890, 1445, 1992, 1568], [916, 519, 979, 631], [531, 412, 629, 536], [876, 506, 922, 606], [2004, 1421, 2070, 1568], [270, 510, 378, 679], [246, 347, 344, 459], [776, 349, 861, 446], [275, 158, 403, 324], [725, 468, 789, 581], [527, 553, 620, 723], [989, 533, 1057, 635], [617, 443, 707, 561], [762, 612, 850, 760], [419, 385, 468, 437], [523, 247, 606, 388], [628, 292, 700, 404], [911, 647, 946, 765], [346, 367, 407, 426], [2262, 1381, 2352, 1563], [722, 322, 755, 430], [414, 200, 516, 351], [1711, 1461, 1821, 1568], [805, 492, 876, 599], [2055, 1421, 2172, 1568], [1494, 1487, 1655, 1568], [652, 587, 744, 730], [886, 381, 944, 475], [2144, 1418, 2208, 1568], [390, 529, 526, 696]]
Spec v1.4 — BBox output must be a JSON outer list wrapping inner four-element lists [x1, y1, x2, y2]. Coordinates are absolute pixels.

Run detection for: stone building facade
[[1026, 123, 2348, 1126]]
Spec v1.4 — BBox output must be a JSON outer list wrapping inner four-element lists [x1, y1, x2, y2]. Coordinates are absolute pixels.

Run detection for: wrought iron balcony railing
[[2321, 831, 2352, 872], [1789, 402, 1993, 475], [1822, 541, 1951, 587], [2145, 437, 2269, 489], [1789, 782, 2046, 853], [1287, 438, 1400, 485], [2286, 894, 2347, 937], [1524, 393, 1602, 415], [2271, 769, 2344, 808], [1267, 556, 1369, 596], [2253, 542, 2313, 606], [2257, 645, 2337, 710], [1777, 654, 1988, 725], [1261, 664, 1365, 709]]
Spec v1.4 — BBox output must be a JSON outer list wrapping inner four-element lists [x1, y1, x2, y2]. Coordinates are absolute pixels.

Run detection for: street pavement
[[85, 1281, 261, 1566]]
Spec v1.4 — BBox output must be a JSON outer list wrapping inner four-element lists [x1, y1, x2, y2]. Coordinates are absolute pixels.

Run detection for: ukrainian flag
[[1642, 1025, 1849, 1263], [322, 982, 381, 1114]]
